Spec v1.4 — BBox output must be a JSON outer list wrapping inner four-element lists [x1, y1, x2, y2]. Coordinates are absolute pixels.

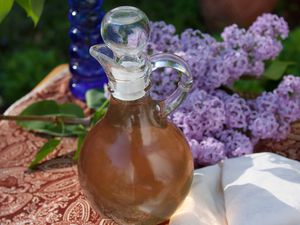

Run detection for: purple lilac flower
[[205, 57, 230, 90], [221, 14, 288, 79], [172, 90, 226, 141], [255, 92, 278, 113], [217, 129, 253, 157], [150, 68, 179, 100], [249, 113, 279, 139], [245, 61, 265, 77], [276, 75, 300, 98], [274, 119, 291, 140], [221, 24, 246, 49], [181, 49, 211, 89], [172, 110, 186, 128], [149, 15, 289, 96], [252, 36, 283, 61], [276, 75, 300, 122], [181, 111, 205, 140], [278, 100, 300, 123], [189, 90, 226, 132], [181, 29, 216, 51], [224, 94, 251, 130], [223, 49, 249, 84], [222, 25, 275, 62], [148, 21, 180, 53], [249, 13, 289, 39], [191, 137, 226, 165], [211, 89, 230, 101], [147, 15, 295, 166]]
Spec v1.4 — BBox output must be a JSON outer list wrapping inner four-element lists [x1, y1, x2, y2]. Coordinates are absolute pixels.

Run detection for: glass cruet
[[78, 6, 194, 225]]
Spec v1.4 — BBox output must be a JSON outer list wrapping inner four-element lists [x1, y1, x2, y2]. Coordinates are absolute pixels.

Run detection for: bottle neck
[[108, 76, 151, 101], [108, 56, 151, 101]]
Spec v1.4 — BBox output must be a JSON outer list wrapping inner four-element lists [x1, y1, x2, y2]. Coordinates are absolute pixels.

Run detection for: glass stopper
[[101, 6, 150, 57]]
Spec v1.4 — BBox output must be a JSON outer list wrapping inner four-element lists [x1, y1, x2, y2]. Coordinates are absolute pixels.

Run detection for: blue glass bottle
[[68, 0, 107, 100]]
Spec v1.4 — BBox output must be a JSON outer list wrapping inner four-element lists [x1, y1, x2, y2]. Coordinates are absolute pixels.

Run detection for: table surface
[[0, 65, 170, 225]]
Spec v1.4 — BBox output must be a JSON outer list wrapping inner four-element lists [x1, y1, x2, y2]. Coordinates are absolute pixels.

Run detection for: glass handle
[[151, 53, 193, 117]]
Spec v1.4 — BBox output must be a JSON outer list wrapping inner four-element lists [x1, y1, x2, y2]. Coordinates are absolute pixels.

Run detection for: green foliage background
[[0, 0, 299, 112]]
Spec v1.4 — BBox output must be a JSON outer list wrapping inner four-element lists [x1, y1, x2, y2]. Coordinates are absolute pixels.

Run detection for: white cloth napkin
[[170, 153, 300, 225]]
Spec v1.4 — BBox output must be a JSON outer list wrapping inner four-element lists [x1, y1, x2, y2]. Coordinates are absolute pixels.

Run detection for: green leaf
[[16, 0, 45, 26], [29, 138, 60, 169], [0, 0, 14, 23], [67, 124, 87, 136], [17, 100, 85, 136], [279, 28, 300, 76], [233, 79, 265, 94], [17, 100, 60, 134], [18, 100, 60, 116], [86, 89, 106, 109], [73, 133, 86, 161], [60, 103, 84, 118], [263, 60, 295, 81], [91, 99, 108, 125]]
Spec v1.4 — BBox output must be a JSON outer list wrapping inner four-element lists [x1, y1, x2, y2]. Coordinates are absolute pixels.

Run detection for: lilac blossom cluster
[[148, 13, 289, 96], [147, 14, 297, 166]]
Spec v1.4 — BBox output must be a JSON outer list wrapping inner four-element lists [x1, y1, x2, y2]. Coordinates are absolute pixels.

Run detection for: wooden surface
[[35, 64, 69, 89]]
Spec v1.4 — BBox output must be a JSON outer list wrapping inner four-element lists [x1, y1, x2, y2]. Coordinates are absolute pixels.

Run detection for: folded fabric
[[169, 153, 300, 225]]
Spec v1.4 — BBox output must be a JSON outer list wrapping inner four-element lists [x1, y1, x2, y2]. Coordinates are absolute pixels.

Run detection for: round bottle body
[[78, 97, 193, 225]]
